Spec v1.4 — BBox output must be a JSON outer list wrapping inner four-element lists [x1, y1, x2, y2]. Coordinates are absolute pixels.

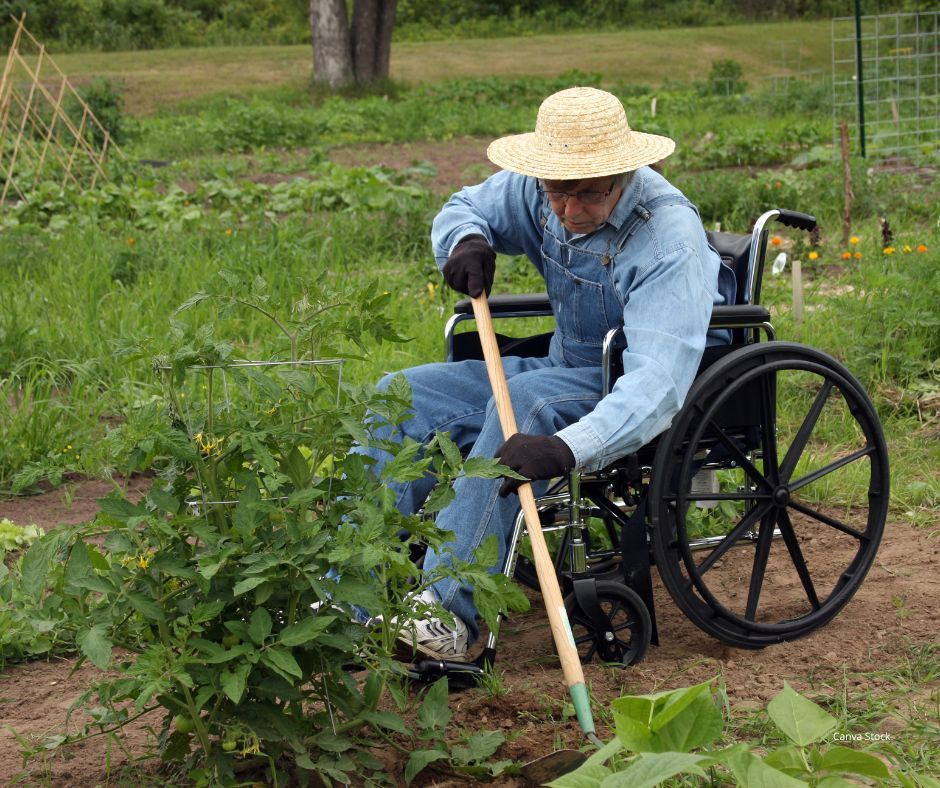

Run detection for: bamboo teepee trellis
[[0, 15, 124, 206]]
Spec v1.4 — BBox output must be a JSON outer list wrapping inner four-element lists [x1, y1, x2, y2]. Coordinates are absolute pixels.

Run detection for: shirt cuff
[[555, 423, 606, 474]]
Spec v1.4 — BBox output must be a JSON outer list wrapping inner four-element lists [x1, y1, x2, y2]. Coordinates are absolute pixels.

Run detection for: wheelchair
[[411, 208, 889, 681]]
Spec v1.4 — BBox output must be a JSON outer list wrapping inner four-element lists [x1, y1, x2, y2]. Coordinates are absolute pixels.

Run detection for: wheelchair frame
[[412, 209, 889, 682]]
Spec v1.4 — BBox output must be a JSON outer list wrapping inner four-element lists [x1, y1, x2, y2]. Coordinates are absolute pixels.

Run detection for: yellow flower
[[225, 228, 233, 236], [916, 244, 928, 253], [136, 554, 151, 569], [126, 237, 136, 246], [426, 281, 438, 300], [883, 246, 896, 255], [808, 251, 819, 260], [771, 235, 782, 246], [853, 251, 863, 259], [841, 251, 852, 260], [902, 245, 913, 253], [849, 236, 860, 245]]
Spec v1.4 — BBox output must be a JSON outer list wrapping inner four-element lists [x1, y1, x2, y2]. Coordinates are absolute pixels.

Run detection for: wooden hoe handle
[[470, 294, 595, 737]]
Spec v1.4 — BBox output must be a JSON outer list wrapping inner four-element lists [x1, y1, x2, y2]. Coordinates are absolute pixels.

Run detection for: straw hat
[[486, 86, 675, 180]]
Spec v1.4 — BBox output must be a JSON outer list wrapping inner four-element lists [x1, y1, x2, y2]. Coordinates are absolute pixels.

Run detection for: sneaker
[[396, 589, 469, 662]]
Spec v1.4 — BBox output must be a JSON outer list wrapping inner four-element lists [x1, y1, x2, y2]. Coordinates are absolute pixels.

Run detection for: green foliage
[[73, 77, 127, 146], [4, 280, 526, 782], [697, 59, 747, 96], [549, 680, 929, 787]]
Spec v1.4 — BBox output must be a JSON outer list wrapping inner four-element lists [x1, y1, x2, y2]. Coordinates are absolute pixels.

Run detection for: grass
[[49, 20, 835, 115]]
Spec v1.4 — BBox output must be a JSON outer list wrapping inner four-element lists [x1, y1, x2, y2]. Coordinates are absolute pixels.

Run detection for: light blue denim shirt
[[431, 166, 736, 472]]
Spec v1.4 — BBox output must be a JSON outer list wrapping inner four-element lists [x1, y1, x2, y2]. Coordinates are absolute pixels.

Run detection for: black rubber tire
[[650, 342, 889, 649], [563, 580, 652, 666]]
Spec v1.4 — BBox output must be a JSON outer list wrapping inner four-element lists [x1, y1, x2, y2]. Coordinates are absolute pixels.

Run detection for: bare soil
[[0, 142, 936, 786], [1, 476, 936, 787]]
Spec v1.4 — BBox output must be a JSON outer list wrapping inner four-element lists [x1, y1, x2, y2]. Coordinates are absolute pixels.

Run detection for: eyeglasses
[[540, 179, 617, 205]]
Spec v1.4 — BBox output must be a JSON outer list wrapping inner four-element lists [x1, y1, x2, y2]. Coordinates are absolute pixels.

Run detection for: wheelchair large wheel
[[564, 580, 652, 666], [650, 342, 889, 649]]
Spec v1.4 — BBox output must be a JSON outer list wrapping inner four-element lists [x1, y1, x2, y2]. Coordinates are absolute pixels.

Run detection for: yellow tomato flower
[[808, 251, 819, 260], [849, 236, 860, 245], [136, 554, 151, 569]]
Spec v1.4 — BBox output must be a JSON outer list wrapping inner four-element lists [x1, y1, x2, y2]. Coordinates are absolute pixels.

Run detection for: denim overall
[[361, 182, 716, 642]]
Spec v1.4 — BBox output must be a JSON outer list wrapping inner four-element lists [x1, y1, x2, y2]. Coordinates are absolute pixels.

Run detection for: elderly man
[[364, 86, 735, 661]]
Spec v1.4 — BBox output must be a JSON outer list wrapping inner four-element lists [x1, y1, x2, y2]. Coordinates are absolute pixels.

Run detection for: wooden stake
[[791, 258, 803, 340]]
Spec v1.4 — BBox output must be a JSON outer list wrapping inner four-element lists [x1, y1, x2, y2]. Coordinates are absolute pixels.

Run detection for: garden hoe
[[471, 293, 601, 781]]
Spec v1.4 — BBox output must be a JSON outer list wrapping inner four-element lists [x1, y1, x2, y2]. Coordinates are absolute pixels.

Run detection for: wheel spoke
[[759, 371, 781, 483], [788, 499, 867, 540], [779, 380, 834, 482], [695, 499, 774, 575], [777, 508, 821, 610], [790, 445, 875, 492], [744, 517, 776, 621], [702, 421, 770, 490]]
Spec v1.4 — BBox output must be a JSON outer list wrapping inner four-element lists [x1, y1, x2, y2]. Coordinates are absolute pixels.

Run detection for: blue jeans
[[358, 356, 602, 643]]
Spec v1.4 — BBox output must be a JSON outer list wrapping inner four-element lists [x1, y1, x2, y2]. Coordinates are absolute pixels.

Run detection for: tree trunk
[[310, 0, 353, 88], [351, 0, 397, 83]]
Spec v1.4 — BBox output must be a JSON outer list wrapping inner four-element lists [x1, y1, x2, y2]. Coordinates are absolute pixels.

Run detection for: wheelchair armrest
[[708, 304, 771, 328], [453, 293, 553, 316]]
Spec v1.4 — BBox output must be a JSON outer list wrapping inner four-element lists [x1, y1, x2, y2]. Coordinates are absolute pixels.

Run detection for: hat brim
[[486, 130, 675, 180]]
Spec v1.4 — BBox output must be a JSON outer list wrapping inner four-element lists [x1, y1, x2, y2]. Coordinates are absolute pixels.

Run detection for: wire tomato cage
[[154, 358, 346, 515]]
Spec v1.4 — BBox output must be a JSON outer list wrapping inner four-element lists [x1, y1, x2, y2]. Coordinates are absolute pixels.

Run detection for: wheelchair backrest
[[705, 230, 752, 306]]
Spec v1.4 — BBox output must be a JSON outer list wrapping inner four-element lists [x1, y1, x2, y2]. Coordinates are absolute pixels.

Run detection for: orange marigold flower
[[916, 244, 928, 253], [808, 251, 819, 260], [841, 251, 852, 260], [849, 235, 860, 245], [771, 236, 782, 246], [854, 251, 863, 259], [883, 246, 896, 255]]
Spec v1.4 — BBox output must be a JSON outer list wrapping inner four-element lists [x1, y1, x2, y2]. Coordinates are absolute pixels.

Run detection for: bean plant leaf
[[602, 751, 712, 788], [818, 746, 891, 779], [545, 763, 611, 787], [767, 682, 838, 746], [725, 745, 808, 788], [652, 693, 723, 753]]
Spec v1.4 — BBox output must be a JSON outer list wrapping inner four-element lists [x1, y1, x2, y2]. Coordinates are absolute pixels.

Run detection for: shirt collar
[[604, 168, 646, 231]]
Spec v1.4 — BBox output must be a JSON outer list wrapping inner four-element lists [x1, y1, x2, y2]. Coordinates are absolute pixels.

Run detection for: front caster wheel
[[563, 580, 652, 666]]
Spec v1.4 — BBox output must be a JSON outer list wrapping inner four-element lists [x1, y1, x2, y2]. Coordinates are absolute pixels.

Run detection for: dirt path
[[1, 477, 936, 786]]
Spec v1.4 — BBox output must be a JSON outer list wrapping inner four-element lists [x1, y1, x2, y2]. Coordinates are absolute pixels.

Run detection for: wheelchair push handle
[[470, 294, 598, 742], [776, 209, 817, 232]]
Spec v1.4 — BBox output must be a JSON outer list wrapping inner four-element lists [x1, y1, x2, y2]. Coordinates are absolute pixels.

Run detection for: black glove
[[495, 433, 576, 497], [442, 234, 496, 297]]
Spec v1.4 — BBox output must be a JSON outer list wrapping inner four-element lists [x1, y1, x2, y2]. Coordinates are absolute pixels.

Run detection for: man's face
[[541, 176, 622, 234]]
